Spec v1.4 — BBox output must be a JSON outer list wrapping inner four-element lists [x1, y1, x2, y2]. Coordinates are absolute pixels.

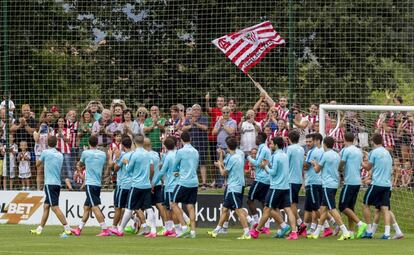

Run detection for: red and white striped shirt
[[273, 128, 289, 147], [329, 127, 345, 151], [380, 129, 395, 148], [66, 120, 79, 149], [305, 114, 319, 124], [56, 128, 71, 154], [275, 105, 289, 121], [110, 142, 122, 161], [375, 117, 395, 148]]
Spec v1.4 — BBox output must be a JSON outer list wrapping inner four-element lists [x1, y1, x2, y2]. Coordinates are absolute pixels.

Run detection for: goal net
[[320, 104, 414, 233]]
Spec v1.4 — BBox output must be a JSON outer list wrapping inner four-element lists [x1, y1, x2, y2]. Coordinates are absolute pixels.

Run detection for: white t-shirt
[[240, 121, 259, 152], [294, 117, 309, 146], [0, 100, 15, 115]]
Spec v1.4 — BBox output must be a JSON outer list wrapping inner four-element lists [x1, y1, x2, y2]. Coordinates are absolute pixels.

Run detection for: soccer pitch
[[0, 225, 412, 255]]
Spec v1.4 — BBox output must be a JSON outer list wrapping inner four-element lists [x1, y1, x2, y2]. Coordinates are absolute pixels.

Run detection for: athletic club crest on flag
[[212, 21, 285, 73]]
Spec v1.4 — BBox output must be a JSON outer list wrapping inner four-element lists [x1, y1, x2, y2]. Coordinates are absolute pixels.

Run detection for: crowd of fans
[[0, 92, 413, 191]]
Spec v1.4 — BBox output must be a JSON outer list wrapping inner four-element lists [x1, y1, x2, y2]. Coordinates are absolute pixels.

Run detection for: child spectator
[[66, 161, 85, 191], [18, 141, 31, 190], [248, 148, 258, 181], [110, 131, 122, 161], [107, 130, 123, 187], [1, 134, 18, 190]]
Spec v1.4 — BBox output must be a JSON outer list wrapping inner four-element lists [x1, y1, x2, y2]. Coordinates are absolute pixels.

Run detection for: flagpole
[[246, 73, 266, 93]]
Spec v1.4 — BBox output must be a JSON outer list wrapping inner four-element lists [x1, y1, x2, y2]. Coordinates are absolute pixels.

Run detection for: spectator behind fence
[[228, 99, 243, 125], [0, 93, 15, 117], [55, 117, 73, 186], [206, 93, 225, 165], [253, 92, 270, 122], [122, 108, 140, 137], [276, 96, 289, 121], [375, 111, 395, 153], [144, 105, 166, 153], [305, 103, 319, 133], [18, 140, 31, 190], [33, 110, 54, 190], [212, 106, 236, 188], [111, 103, 125, 124], [134, 106, 148, 136], [183, 104, 209, 189], [239, 109, 260, 154], [165, 105, 184, 148], [79, 109, 93, 152], [11, 104, 37, 158], [2, 134, 18, 190], [92, 109, 118, 147], [66, 109, 78, 180], [291, 106, 309, 147], [86, 100, 104, 121], [259, 108, 278, 132]]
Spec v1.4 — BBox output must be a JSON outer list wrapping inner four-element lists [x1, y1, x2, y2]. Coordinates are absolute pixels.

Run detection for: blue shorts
[[304, 184, 323, 211], [172, 185, 198, 205], [363, 185, 391, 209], [44, 185, 60, 206], [265, 189, 291, 209], [85, 185, 101, 207], [289, 183, 302, 204], [339, 185, 360, 212], [163, 191, 174, 210], [223, 192, 243, 210], [114, 186, 130, 209], [248, 181, 270, 202], [127, 187, 152, 210], [152, 185, 164, 205], [321, 188, 337, 210]]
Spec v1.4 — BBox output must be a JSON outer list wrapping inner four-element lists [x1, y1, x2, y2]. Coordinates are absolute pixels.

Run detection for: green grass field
[[0, 225, 412, 255]]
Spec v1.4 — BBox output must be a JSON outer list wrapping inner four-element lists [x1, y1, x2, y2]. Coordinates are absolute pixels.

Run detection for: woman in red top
[[228, 99, 243, 125], [253, 93, 270, 122]]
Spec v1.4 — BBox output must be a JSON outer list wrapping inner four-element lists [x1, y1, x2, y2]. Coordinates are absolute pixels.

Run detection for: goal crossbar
[[319, 104, 414, 137]]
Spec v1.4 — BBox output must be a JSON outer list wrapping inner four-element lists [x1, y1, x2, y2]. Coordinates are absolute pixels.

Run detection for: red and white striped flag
[[212, 21, 285, 73]]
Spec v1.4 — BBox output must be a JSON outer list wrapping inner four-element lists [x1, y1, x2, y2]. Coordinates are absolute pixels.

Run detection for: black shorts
[[172, 185, 198, 205], [248, 181, 270, 202], [321, 188, 337, 210], [223, 192, 243, 210], [44, 185, 60, 206], [127, 187, 152, 210], [363, 185, 391, 209], [152, 185, 164, 205], [85, 185, 101, 207], [289, 183, 302, 204], [114, 186, 130, 209], [163, 191, 174, 210], [339, 185, 360, 212], [304, 185, 323, 212], [265, 189, 291, 209]]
